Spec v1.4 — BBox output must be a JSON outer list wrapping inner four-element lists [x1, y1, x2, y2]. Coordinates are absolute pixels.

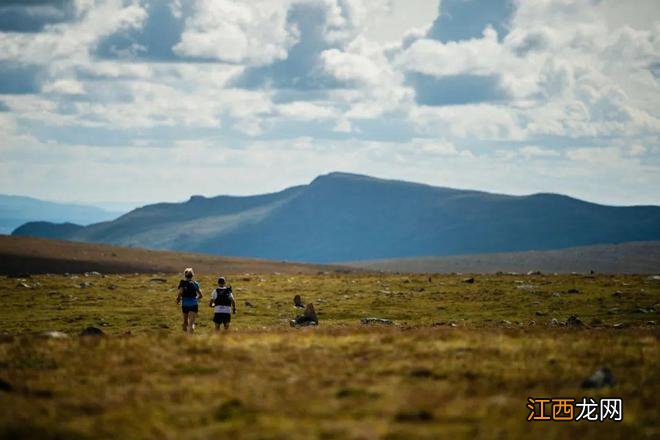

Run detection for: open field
[[0, 272, 658, 439], [348, 241, 660, 274], [0, 235, 351, 275]]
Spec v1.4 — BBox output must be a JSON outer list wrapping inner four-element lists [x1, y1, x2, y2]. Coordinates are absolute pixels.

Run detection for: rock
[[612, 291, 622, 298], [567, 288, 580, 294], [632, 307, 650, 314], [550, 318, 562, 326], [528, 320, 536, 327], [0, 378, 13, 393], [582, 367, 615, 389], [646, 320, 656, 326], [244, 301, 255, 308], [84, 271, 102, 277], [647, 275, 660, 281], [462, 277, 475, 284], [80, 326, 105, 337], [535, 311, 546, 316], [612, 323, 627, 329], [527, 270, 541, 275], [39, 331, 69, 340], [149, 278, 168, 283], [16, 282, 31, 289], [566, 315, 583, 327], [361, 317, 394, 325], [395, 410, 434, 422], [500, 320, 512, 326], [552, 292, 561, 297], [78, 282, 93, 289], [293, 294, 305, 308]]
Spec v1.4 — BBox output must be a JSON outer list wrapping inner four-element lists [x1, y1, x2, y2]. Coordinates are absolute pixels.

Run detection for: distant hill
[[347, 241, 660, 274], [0, 236, 351, 275], [0, 194, 122, 234], [11, 172, 660, 262]]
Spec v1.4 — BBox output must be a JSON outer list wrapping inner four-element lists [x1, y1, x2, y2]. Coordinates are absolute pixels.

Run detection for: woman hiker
[[176, 268, 203, 333]]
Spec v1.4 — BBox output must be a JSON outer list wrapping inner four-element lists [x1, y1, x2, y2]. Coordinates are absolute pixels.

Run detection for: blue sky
[[0, 0, 659, 207]]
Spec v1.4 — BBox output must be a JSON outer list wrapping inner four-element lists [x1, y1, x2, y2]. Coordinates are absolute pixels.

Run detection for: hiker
[[176, 268, 202, 333], [209, 277, 236, 331]]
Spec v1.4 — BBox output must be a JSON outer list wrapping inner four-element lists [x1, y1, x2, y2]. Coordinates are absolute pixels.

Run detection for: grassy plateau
[[0, 271, 658, 439]]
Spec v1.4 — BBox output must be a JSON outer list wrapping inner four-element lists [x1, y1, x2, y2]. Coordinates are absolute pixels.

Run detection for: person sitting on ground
[[209, 277, 236, 331], [176, 268, 202, 333]]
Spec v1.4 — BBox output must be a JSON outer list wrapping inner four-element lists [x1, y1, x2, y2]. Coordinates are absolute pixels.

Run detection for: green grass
[[0, 273, 658, 439]]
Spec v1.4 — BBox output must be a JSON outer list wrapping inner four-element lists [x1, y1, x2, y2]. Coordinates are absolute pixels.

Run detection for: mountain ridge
[[11, 172, 660, 262]]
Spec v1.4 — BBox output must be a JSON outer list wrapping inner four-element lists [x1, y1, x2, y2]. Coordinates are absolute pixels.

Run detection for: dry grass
[[0, 272, 658, 439]]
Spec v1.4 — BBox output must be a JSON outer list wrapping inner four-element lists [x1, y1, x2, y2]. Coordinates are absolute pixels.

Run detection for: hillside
[[348, 241, 660, 274], [0, 194, 122, 234], [12, 172, 660, 262], [0, 236, 351, 275]]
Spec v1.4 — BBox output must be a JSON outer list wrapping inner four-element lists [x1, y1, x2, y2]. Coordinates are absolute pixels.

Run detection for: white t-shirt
[[211, 288, 234, 314]]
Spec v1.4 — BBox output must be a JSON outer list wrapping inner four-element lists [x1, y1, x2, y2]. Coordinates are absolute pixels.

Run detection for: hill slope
[[0, 194, 122, 234], [0, 236, 350, 275], [12, 172, 660, 262], [347, 241, 660, 274]]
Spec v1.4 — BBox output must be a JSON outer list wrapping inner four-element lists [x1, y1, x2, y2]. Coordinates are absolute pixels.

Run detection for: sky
[[0, 0, 659, 207]]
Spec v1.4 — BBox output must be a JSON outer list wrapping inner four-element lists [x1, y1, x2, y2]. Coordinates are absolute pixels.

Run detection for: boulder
[[462, 277, 475, 284], [39, 331, 69, 340], [566, 315, 583, 327], [582, 367, 615, 389], [361, 317, 394, 325], [80, 326, 105, 337]]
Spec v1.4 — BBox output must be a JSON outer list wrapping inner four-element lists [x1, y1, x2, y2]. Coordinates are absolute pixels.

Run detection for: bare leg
[[223, 322, 230, 331], [214, 323, 221, 332], [188, 312, 197, 333], [182, 312, 189, 332]]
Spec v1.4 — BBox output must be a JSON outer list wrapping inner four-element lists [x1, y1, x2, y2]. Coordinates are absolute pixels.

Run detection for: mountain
[[0, 194, 123, 234], [11, 172, 660, 262]]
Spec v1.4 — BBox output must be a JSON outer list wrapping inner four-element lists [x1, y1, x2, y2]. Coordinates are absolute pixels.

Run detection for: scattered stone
[[632, 307, 650, 314], [462, 277, 475, 284], [448, 321, 458, 327], [528, 320, 536, 327], [647, 275, 660, 281], [84, 271, 102, 277], [535, 311, 546, 316], [293, 294, 305, 308], [38, 331, 69, 340], [567, 288, 580, 294], [149, 278, 168, 283], [566, 315, 583, 327], [612, 291, 622, 298], [107, 285, 117, 290], [612, 323, 627, 329], [16, 282, 31, 289], [244, 301, 255, 308], [550, 318, 562, 326], [500, 320, 512, 326], [646, 320, 656, 326], [582, 367, 616, 389], [78, 282, 93, 289], [0, 378, 13, 393], [527, 270, 541, 275], [80, 326, 105, 337], [552, 292, 561, 297], [361, 317, 394, 325]]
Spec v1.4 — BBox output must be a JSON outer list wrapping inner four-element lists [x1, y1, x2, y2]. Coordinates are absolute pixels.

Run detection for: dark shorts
[[182, 305, 198, 314], [213, 313, 231, 325]]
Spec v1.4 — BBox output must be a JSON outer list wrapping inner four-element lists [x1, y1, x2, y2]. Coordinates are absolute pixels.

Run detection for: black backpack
[[214, 287, 232, 306], [180, 280, 198, 298]]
